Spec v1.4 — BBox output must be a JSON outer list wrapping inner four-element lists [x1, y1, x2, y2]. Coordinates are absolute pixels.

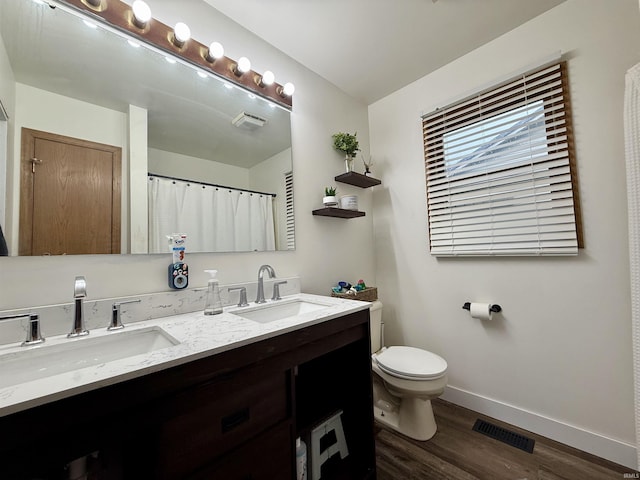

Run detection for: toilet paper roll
[[470, 302, 493, 321]]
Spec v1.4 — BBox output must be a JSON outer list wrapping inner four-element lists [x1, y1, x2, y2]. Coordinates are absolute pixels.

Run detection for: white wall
[[148, 147, 250, 189], [128, 104, 148, 254], [369, 0, 640, 468], [0, 31, 15, 233], [0, 2, 373, 312]]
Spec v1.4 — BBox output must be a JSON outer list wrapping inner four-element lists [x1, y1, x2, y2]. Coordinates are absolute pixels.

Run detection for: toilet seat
[[374, 346, 447, 381]]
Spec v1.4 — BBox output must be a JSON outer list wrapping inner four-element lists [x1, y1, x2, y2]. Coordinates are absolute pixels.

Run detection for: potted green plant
[[332, 132, 360, 172], [323, 186, 338, 206]]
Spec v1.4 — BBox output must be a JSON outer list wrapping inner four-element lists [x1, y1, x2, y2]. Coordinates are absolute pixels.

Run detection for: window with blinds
[[285, 171, 295, 250], [422, 61, 582, 256]]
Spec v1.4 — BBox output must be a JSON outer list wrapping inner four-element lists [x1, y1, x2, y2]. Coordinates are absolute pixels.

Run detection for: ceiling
[[203, 0, 567, 105]]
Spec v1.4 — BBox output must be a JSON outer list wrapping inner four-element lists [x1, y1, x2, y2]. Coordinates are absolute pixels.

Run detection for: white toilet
[[369, 300, 448, 441]]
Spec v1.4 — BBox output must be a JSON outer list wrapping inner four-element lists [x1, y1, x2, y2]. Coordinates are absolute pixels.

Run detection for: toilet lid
[[375, 346, 447, 380]]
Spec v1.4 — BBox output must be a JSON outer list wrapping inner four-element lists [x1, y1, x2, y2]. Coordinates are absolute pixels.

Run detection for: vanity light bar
[[53, 0, 293, 109]]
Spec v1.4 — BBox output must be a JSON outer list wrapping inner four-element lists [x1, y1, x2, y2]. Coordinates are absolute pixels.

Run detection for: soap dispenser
[[204, 270, 223, 315]]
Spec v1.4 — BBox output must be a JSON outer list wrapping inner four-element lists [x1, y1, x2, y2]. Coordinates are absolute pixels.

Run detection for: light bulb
[[173, 22, 191, 46], [207, 42, 224, 61], [282, 82, 295, 97], [132, 0, 151, 28], [237, 56, 251, 74], [261, 70, 275, 86]]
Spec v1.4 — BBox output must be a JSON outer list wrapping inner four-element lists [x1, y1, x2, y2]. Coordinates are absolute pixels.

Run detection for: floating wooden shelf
[[334, 171, 381, 188], [312, 207, 366, 219]]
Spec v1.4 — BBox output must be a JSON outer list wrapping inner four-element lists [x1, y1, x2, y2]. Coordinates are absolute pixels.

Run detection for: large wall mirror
[[0, 0, 294, 256]]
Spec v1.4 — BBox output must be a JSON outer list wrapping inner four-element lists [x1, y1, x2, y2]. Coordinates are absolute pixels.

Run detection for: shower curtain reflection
[[148, 176, 276, 253]]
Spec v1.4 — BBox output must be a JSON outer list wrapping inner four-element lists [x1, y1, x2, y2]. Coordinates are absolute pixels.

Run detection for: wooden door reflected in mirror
[[19, 128, 122, 255]]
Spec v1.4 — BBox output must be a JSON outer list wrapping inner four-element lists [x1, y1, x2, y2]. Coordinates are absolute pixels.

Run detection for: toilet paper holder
[[462, 302, 502, 313]]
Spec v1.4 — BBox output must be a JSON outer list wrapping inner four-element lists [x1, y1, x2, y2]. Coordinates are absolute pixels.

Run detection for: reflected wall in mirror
[[0, 0, 294, 256]]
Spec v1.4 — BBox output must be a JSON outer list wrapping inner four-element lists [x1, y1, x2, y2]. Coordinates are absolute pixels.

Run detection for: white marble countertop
[[0, 293, 370, 418]]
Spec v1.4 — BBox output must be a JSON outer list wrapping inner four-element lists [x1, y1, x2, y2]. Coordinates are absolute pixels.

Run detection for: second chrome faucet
[[255, 265, 275, 304], [255, 265, 288, 304]]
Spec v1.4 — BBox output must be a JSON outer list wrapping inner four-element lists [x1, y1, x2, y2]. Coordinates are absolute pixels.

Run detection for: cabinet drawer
[[155, 368, 290, 478], [189, 421, 293, 480]]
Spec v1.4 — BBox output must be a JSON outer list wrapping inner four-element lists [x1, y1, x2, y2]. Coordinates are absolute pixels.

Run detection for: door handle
[[30, 157, 43, 173]]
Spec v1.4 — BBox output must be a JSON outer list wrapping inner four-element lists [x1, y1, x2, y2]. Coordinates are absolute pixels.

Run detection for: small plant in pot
[[323, 186, 338, 206], [332, 132, 360, 172]]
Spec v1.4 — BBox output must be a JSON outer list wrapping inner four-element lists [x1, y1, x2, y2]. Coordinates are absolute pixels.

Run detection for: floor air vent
[[472, 419, 535, 453]]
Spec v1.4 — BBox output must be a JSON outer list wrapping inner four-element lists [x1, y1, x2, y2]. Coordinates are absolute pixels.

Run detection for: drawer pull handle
[[221, 407, 250, 433]]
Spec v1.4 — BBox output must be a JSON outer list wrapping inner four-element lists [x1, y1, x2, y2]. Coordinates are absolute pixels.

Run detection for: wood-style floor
[[375, 399, 636, 480]]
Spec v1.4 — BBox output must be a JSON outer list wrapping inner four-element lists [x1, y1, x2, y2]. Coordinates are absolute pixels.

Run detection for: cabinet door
[[189, 421, 293, 480], [154, 368, 290, 478]]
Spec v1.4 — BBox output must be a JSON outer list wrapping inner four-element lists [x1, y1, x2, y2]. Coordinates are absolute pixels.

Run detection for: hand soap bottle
[[204, 270, 223, 315]]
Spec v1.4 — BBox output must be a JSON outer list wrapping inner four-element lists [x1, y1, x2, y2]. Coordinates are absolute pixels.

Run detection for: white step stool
[[309, 409, 349, 480]]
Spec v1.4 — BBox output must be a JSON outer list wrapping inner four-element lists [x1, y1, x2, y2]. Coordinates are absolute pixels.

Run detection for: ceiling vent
[[232, 111, 267, 129]]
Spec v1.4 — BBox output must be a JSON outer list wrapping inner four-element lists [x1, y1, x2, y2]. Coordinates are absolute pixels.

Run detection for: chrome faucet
[[229, 287, 249, 307], [0, 313, 44, 346], [255, 264, 276, 304], [68, 276, 89, 337], [271, 280, 288, 301], [109, 299, 141, 331]]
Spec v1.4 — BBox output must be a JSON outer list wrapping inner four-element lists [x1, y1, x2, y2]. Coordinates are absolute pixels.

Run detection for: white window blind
[[285, 171, 295, 250], [422, 61, 581, 256]]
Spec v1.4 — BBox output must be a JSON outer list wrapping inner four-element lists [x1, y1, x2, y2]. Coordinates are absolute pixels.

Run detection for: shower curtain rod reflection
[[148, 173, 277, 197]]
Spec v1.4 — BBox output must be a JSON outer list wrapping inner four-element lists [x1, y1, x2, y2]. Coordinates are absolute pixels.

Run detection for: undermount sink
[[231, 298, 333, 324], [0, 327, 179, 389]]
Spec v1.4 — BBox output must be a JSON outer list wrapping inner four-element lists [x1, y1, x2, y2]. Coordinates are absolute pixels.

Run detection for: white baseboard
[[441, 385, 638, 470]]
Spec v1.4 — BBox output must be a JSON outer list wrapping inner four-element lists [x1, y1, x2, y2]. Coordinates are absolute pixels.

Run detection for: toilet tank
[[369, 300, 383, 353]]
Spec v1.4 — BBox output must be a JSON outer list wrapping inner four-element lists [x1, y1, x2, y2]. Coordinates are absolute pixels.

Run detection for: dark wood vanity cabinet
[[0, 309, 376, 480]]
